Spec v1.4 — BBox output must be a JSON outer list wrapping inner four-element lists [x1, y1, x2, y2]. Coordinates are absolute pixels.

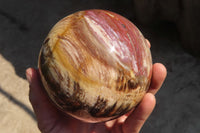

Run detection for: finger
[[122, 93, 156, 133], [148, 63, 167, 95], [26, 68, 47, 105], [105, 119, 117, 129], [26, 68, 59, 122], [116, 107, 135, 124], [105, 108, 134, 129], [145, 39, 151, 48]]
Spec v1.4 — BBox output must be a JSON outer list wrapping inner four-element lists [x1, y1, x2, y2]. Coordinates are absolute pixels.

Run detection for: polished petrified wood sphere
[[38, 9, 152, 123]]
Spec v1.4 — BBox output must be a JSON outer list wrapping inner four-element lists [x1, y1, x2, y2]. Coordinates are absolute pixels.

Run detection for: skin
[[26, 41, 167, 133]]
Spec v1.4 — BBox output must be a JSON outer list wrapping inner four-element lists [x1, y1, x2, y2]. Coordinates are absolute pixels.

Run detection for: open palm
[[26, 62, 166, 133]]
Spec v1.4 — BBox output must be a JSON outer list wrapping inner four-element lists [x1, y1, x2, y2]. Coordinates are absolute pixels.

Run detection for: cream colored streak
[[46, 14, 143, 110], [82, 16, 141, 107], [84, 16, 131, 71], [139, 31, 151, 76], [127, 33, 139, 73]]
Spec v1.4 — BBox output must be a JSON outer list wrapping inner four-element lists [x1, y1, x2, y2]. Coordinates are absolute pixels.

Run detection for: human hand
[[26, 62, 166, 133], [27, 37, 166, 133]]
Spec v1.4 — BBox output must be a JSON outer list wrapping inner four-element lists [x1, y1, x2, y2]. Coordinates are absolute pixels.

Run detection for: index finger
[[148, 63, 167, 95]]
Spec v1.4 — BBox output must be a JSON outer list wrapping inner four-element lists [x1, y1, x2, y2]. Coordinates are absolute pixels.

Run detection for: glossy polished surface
[[38, 9, 152, 123]]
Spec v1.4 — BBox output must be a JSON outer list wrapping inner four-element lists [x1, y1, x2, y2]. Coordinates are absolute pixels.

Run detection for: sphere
[[38, 9, 152, 123]]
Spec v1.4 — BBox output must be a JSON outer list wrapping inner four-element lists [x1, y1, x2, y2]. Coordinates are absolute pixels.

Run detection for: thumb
[[26, 68, 60, 130], [122, 93, 156, 133]]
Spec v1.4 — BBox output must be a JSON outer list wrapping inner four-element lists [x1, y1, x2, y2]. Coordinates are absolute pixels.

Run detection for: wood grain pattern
[[38, 9, 152, 123]]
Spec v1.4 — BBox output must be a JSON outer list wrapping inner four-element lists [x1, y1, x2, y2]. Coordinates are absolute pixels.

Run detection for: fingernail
[[26, 68, 32, 84]]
